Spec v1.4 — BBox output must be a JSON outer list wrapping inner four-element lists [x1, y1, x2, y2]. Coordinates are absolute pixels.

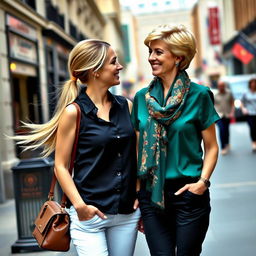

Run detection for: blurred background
[[0, 0, 255, 255]]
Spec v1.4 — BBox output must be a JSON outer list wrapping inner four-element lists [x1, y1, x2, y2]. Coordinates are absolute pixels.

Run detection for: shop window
[[233, 58, 243, 75], [48, 73, 56, 117], [12, 74, 42, 158], [45, 0, 65, 29], [19, 0, 36, 10], [69, 21, 77, 39], [58, 55, 67, 75], [45, 47, 56, 117], [47, 49, 54, 71], [12, 76, 40, 130]]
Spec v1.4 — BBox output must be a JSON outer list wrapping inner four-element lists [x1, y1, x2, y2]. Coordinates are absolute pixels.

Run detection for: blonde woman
[[15, 39, 140, 256], [132, 25, 219, 255]]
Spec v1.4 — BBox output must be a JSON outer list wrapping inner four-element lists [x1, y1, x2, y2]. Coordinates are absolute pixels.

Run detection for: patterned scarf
[[138, 70, 190, 208]]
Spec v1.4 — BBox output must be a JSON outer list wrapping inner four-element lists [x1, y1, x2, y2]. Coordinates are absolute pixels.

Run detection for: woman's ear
[[88, 69, 99, 79], [92, 72, 99, 78], [175, 56, 183, 62]]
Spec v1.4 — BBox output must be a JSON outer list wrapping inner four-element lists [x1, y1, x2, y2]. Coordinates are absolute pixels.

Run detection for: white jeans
[[69, 206, 141, 256]]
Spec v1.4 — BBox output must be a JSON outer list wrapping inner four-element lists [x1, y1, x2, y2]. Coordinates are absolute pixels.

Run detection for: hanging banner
[[208, 7, 221, 45], [232, 34, 256, 64]]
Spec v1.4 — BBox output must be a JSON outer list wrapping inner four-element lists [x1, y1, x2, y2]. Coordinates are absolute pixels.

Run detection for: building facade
[[95, 0, 124, 95], [222, 0, 256, 75], [191, 0, 256, 87], [191, 0, 226, 87], [129, 9, 195, 90], [0, 0, 124, 202]]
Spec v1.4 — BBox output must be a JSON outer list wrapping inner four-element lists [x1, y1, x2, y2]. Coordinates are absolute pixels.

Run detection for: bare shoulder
[[59, 104, 78, 127], [63, 104, 78, 118]]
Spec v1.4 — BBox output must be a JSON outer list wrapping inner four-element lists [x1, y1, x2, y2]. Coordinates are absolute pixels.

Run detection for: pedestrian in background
[[214, 80, 235, 155], [14, 39, 140, 256], [241, 78, 256, 152], [132, 24, 219, 256]]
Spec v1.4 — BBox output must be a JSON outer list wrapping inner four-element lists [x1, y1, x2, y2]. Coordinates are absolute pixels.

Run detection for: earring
[[94, 73, 99, 78], [175, 62, 179, 67]]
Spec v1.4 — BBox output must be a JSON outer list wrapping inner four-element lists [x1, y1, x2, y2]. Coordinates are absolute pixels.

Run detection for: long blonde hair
[[14, 39, 110, 157]]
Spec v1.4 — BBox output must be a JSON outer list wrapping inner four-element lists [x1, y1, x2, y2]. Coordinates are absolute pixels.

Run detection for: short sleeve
[[199, 88, 220, 130], [131, 93, 139, 130]]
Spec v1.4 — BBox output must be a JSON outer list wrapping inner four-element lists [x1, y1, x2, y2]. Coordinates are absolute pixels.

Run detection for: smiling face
[[97, 47, 123, 87], [148, 39, 180, 79]]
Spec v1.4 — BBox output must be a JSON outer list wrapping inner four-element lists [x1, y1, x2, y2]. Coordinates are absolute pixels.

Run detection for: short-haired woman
[[132, 25, 219, 255]]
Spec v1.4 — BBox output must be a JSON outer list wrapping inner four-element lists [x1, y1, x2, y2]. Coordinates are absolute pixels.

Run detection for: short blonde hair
[[144, 24, 197, 70]]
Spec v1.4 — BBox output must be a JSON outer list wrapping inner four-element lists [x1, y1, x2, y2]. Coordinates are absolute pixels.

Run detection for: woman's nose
[[117, 63, 123, 70], [149, 53, 156, 61]]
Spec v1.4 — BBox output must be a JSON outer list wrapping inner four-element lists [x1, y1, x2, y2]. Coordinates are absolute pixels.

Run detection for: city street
[[0, 122, 255, 256], [202, 121, 256, 256]]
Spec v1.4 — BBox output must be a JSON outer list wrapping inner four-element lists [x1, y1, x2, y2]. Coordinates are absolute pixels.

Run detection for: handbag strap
[[48, 102, 81, 207]]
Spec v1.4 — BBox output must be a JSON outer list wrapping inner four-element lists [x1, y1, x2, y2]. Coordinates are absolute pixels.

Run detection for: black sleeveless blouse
[[73, 87, 137, 214]]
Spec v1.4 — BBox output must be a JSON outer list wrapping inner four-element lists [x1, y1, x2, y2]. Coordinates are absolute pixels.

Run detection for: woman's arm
[[240, 94, 249, 115], [127, 98, 133, 114], [55, 104, 106, 220], [200, 123, 219, 181], [240, 101, 249, 115], [229, 94, 235, 118], [135, 130, 144, 233], [135, 130, 141, 193], [175, 123, 219, 195], [128, 97, 141, 211], [127, 98, 141, 195]]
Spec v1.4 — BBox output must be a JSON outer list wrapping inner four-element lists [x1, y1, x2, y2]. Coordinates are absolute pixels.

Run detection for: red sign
[[232, 42, 254, 64], [208, 7, 221, 45], [6, 15, 37, 40]]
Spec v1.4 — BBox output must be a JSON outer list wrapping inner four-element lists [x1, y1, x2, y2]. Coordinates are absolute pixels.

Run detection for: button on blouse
[[73, 87, 137, 214]]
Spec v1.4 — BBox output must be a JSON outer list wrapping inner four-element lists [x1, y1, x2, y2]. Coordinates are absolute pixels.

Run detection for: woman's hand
[[75, 203, 107, 221], [138, 218, 145, 233], [133, 198, 139, 210], [241, 107, 249, 115], [174, 181, 207, 196]]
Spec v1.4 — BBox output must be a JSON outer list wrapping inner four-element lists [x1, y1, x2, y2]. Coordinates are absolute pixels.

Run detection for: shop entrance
[[12, 75, 40, 130], [11, 65, 42, 158]]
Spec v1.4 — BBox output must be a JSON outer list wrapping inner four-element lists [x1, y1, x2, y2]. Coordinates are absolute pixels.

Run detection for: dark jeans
[[217, 117, 230, 149], [138, 178, 211, 256], [247, 115, 256, 142]]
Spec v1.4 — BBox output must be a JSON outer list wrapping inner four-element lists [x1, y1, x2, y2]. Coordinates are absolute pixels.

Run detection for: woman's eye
[[156, 51, 162, 55]]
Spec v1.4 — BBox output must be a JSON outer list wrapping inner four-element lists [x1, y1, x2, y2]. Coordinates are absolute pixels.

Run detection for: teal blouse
[[131, 82, 220, 179]]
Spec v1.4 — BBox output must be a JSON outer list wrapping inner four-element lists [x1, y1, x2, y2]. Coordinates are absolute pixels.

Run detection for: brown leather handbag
[[32, 103, 81, 251]]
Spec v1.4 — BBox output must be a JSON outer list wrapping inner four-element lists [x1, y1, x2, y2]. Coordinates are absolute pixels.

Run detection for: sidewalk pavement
[[0, 199, 149, 256]]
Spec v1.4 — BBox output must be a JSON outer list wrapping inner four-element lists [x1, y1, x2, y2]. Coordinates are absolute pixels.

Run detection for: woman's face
[[148, 39, 178, 78], [250, 80, 256, 91], [97, 47, 123, 87]]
